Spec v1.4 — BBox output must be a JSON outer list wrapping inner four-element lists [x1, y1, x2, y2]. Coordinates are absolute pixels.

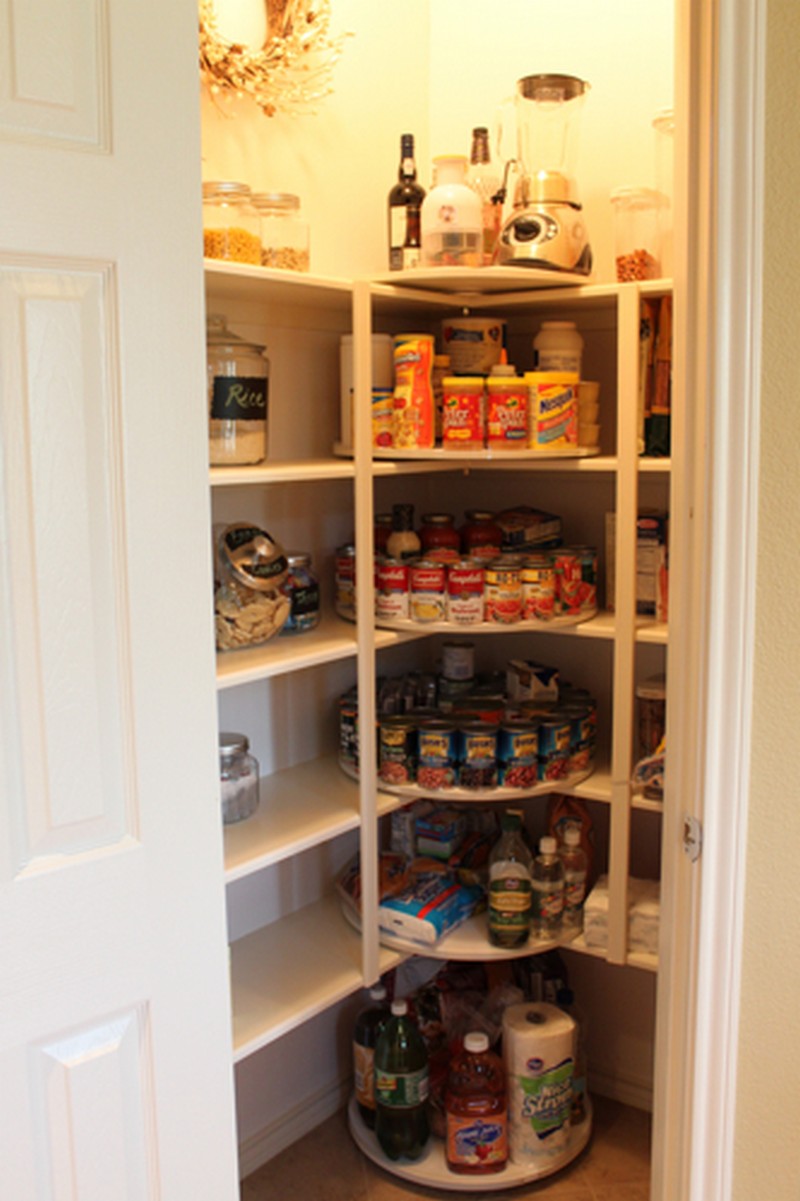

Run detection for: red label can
[[375, 557, 410, 620], [446, 559, 485, 625], [409, 559, 447, 622], [552, 548, 582, 616], [484, 559, 522, 624], [521, 553, 556, 621]]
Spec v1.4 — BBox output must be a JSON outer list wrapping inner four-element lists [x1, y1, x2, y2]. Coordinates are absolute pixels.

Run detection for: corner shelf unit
[[205, 260, 671, 1077]]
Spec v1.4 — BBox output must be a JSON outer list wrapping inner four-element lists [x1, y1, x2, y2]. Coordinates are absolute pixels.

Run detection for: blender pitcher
[[495, 73, 592, 275]]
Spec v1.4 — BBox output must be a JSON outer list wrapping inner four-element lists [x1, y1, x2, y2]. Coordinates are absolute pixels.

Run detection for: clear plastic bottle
[[445, 1031, 509, 1174], [374, 999, 430, 1161], [353, 983, 391, 1129], [488, 810, 534, 948], [557, 987, 588, 1124], [532, 835, 565, 938], [560, 826, 588, 930]]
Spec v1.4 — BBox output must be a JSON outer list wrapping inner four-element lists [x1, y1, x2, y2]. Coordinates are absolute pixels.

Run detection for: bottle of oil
[[488, 809, 533, 948], [374, 999, 430, 1161], [445, 1031, 508, 1174]]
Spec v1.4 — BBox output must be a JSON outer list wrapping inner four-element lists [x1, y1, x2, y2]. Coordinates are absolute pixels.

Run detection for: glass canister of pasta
[[202, 181, 262, 264], [214, 523, 290, 651]]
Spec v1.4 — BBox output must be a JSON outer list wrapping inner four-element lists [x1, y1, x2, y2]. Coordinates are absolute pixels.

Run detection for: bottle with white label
[[534, 320, 584, 375], [532, 835, 565, 938], [559, 827, 588, 930]]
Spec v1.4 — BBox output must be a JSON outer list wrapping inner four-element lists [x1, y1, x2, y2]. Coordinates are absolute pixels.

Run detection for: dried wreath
[[199, 0, 350, 116]]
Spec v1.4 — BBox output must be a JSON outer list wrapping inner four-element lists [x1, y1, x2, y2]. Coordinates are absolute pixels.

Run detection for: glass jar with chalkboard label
[[281, 551, 321, 635], [207, 314, 269, 466], [214, 522, 290, 650]]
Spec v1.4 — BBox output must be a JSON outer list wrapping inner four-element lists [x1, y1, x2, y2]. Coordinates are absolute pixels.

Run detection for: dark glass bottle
[[388, 134, 426, 272], [353, 983, 390, 1129], [374, 999, 430, 1161]]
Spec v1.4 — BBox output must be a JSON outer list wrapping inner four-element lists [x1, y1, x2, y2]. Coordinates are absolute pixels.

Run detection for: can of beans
[[409, 559, 447, 622], [484, 558, 523, 624], [561, 703, 594, 773], [375, 557, 410, 621], [458, 721, 498, 790], [521, 553, 556, 621], [335, 543, 356, 621], [378, 715, 417, 785], [551, 548, 582, 617], [446, 559, 485, 625], [537, 713, 572, 781], [497, 719, 539, 788], [417, 718, 459, 790]]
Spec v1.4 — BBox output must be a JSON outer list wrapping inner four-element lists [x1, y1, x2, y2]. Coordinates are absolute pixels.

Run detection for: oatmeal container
[[207, 315, 269, 466]]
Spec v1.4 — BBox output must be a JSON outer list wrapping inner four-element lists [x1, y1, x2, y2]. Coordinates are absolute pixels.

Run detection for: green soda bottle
[[374, 999, 430, 1161]]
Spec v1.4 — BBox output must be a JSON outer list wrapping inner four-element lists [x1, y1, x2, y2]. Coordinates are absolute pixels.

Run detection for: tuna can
[[561, 704, 594, 773], [537, 713, 572, 782], [551, 548, 582, 617], [335, 543, 356, 621], [446, 559, 485, 625], [417, 718, 459, 790], [409, 559, 447, 622], [378, 715, 417, 786], [375, 556, 410, 621], [521, 553, 556, 621], [458, 721, 499, 790], [484, 558, 523, 624], [441, 639, 475, 682], [497, 719, 540, 788]]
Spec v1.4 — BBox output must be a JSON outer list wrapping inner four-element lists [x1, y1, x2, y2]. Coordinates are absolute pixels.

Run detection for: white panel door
[[0, 1, 240, 1198]]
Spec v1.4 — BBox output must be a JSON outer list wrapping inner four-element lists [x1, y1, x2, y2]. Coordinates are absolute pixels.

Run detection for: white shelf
[[215, 613, 359, 688], [210, 459, 355, 487], [635, 619, 669, 644], [639, 457, 671, 473], [369, 446, 599, 463], [347, 1095, 593, 1191], [373, 610, 599, 637], [369, 767, 596, 806], [204, 259, 352, 313], [366, 453, 617, 476], [366, 265, 597, 296], [230, 894, 404, 1063], [223, 756, 361, 882]]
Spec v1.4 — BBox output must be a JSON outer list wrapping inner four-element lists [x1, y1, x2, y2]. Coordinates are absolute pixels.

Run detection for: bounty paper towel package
[[502, 1001, 576, 1163]]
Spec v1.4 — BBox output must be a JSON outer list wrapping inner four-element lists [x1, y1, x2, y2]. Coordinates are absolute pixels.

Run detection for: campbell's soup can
[[521, 553, 556, 621], [409, 559, 447, 622], [417, 718, 459, 790], [446, 559, 484, 625], [552, 547, 582, 617], [484, 558, 523, 624], [335, 543, 356, 620], [375, 556, 410, 621]]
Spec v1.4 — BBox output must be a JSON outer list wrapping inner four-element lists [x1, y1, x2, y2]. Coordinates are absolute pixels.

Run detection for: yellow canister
[[524, 371, 579, 451]]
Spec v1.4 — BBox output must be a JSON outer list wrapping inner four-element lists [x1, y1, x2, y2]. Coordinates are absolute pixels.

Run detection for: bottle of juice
[[353, 983, 390, 1129], [445, 1031, 508, 1174], [488, 809, 533, 948], [532, 835, 565, 938], [374, 999, 430, 1161]]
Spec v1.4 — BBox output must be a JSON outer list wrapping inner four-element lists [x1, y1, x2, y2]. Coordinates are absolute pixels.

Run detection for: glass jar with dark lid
[[202, 181, 261, 264]]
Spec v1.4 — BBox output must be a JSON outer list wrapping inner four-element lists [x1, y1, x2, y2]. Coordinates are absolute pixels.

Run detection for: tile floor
[[241, 1095, 651, 1201]]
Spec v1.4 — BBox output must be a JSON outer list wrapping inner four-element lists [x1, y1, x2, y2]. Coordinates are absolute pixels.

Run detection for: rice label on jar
[[211, 375, 268, 421]]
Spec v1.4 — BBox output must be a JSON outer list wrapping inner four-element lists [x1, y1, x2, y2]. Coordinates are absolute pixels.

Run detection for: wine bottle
[[467, 126, 502, 265], [388, 133, 426, 271]]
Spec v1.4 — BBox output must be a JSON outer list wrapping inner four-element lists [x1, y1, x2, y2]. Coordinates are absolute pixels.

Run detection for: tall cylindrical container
[[374, 999, 430, 1161], [502, 1001, 576, 1164], [445, 1031, 508, 1174], [421, 155, 482, 268]]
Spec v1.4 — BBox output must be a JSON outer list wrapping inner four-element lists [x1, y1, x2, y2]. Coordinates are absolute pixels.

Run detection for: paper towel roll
[[502, 1001, 576, 1163]]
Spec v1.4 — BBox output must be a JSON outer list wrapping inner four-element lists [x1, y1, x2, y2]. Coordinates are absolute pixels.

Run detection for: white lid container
[[339, 333, 394, 451], [421, 155, 482, 268], [534, 320, 584, 374]]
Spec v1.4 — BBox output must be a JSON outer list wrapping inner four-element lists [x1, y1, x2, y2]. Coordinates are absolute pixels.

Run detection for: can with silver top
[[219, 731, 259, 824]]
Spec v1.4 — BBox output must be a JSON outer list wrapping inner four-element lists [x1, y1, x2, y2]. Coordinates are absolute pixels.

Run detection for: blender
[[495, 74, 592, 275]]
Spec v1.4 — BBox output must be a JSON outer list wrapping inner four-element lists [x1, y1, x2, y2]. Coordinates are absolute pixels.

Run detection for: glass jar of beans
[[202, 181, 262, 265], [251, 192, 310, 272]]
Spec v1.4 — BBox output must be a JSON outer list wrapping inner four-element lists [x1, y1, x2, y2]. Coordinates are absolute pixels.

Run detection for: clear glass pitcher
[[498, 74, 590, 206]]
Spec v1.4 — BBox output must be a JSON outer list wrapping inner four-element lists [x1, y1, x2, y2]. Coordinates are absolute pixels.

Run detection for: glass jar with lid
[[250, 192, 310, 272], [207, 314, 269, 466], [214, 522, 290, 650], [219, 732, 260, 824], [202, 181, 262, 264], [281, 551, 321, 634]]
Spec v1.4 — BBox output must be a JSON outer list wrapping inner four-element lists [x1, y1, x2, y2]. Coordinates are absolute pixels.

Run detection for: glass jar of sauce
[[374, 513, 393, 555], [420, 513, 460, 562], [459, 510, 503, 560]]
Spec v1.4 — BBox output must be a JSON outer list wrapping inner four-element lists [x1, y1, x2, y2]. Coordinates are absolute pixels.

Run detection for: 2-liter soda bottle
[[445, 1031, 508, 1174], [353, 983, 390, 1129], [374, 999, 430, 1161]]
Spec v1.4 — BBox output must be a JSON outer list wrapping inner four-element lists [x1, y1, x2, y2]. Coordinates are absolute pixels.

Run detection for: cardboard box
[[606, 511, 669, 622]]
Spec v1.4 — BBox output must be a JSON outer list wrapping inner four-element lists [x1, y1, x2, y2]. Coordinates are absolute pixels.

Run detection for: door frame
[[653, 0, 764, 1197]]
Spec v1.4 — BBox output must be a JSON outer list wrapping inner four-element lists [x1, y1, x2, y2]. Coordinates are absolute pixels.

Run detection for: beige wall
[[733, 1, 800, 1196]]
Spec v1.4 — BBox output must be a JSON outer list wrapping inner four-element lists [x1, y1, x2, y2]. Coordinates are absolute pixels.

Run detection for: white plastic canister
[[534, 321, 584, 375], [339, 333, 394, 450]]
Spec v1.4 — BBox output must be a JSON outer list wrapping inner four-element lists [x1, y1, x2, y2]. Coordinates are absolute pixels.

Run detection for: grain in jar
[[251, 191, 310, 272], [202, 181, 261, 264], [207, 315, 269, 465]]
